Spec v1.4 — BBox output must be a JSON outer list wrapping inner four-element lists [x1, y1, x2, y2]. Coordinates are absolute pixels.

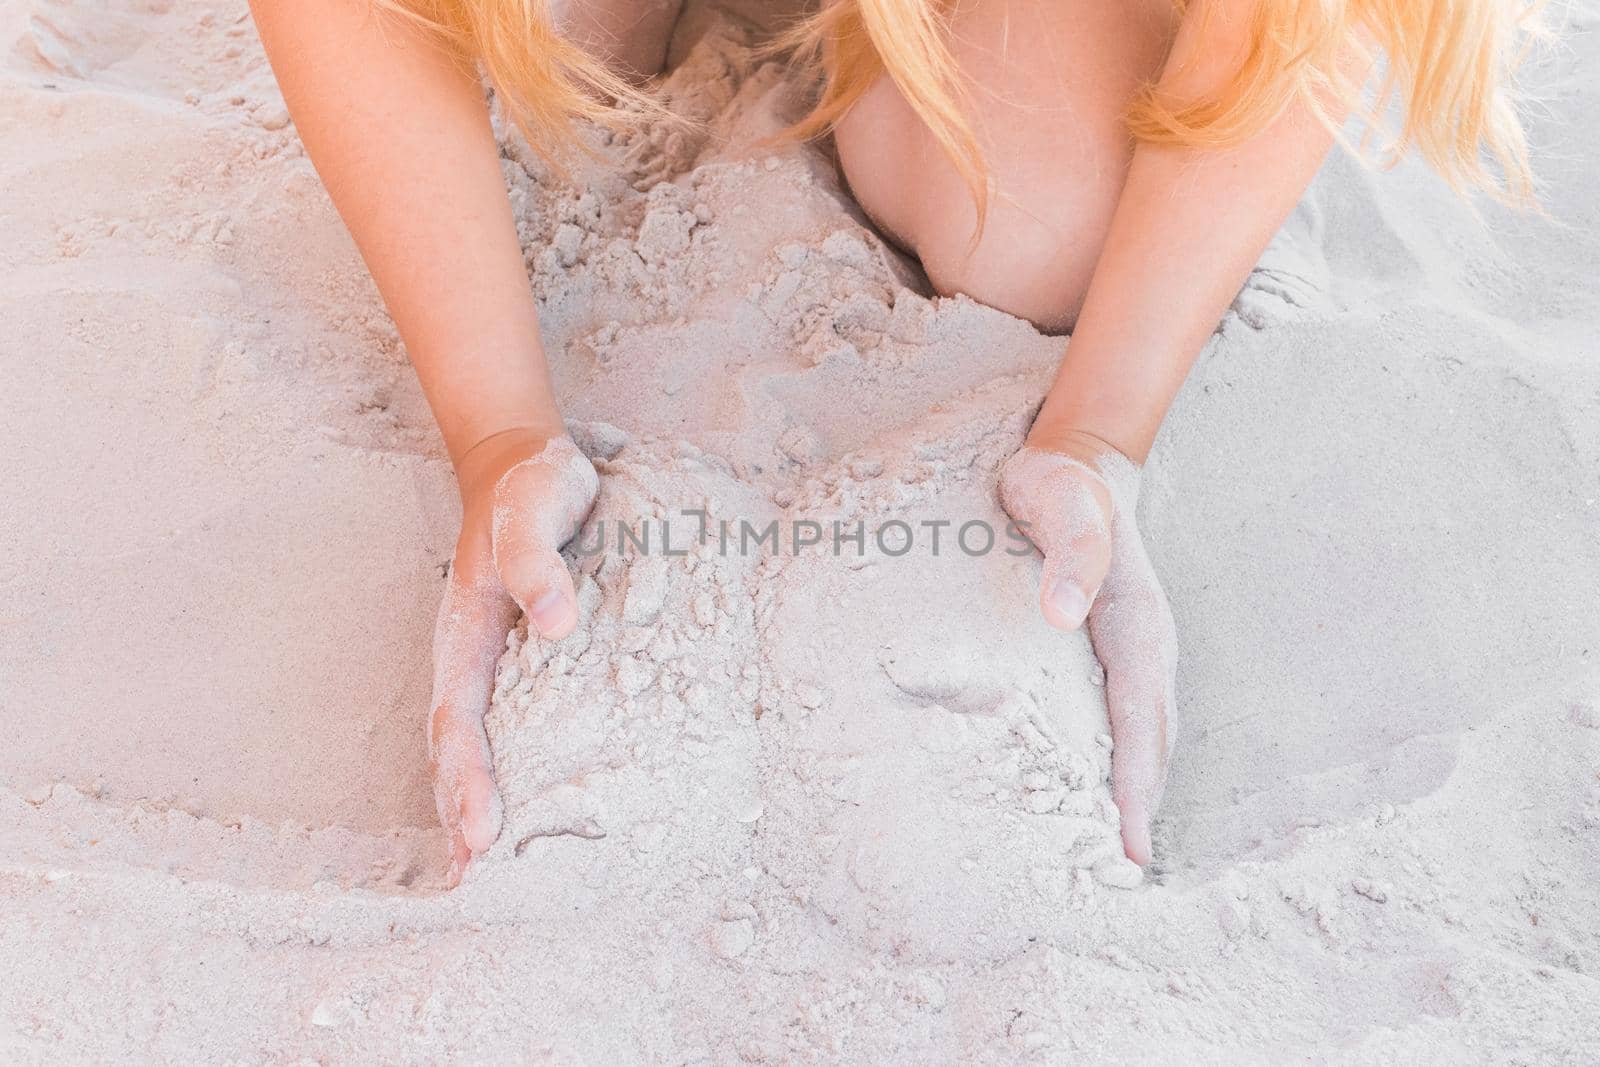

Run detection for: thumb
[[491, 437, 599, 640], [496, 536, 580, 640], [998, 447, 1114, 630]]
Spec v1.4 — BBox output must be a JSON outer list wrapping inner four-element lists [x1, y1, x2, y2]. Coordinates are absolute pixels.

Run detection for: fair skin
[[250, 0, 1336, 882]]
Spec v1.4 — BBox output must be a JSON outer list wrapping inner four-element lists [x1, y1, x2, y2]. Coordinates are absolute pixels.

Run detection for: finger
[[1100, 637, 1172, 865], [491, 438, 599, 639], [1108, 706, 1164, 867], [998, 447, 1114, 630], [497, 540, 579, 639], [446, 824, 472, 889], [1088, 556, 1178, 867], [431, 697, 505, 859], [1038, 521, 1111, 631], [430, 559, 518, 871]]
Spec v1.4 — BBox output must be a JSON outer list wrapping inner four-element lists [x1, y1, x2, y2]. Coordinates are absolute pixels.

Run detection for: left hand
[[998, 432, 1178, 865]]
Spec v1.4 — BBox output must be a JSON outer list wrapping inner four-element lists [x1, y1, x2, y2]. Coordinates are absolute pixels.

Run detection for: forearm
[[250, 0, 563, 465], [1032, 0, 1340, 462]]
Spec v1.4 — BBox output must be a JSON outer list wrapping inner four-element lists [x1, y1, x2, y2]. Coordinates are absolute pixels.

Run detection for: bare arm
[[1029, 0, 1341, 462], [249, 0, 563, 457], [1008, 1, 1347, 863]]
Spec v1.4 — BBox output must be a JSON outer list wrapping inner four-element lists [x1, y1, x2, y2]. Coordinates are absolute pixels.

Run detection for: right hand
[[998, 434, 1178, 867], [429, 429, 599, 885]]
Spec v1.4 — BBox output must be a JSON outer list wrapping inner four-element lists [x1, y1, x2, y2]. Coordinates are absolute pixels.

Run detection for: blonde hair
[[372, 0, 664, 159], [382, 0, 1541, 204]]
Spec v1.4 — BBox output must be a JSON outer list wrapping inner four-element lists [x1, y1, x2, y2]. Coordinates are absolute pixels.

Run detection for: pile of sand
[[2, 0, 1598, 1060]]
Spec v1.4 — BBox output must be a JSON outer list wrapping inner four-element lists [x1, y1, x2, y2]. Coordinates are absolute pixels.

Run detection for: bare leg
[[834, 0, 1176, 333], [553, 0, 685, 79]]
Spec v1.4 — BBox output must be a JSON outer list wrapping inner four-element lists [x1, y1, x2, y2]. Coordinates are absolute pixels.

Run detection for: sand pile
[[3, 0, 1599, 1061]]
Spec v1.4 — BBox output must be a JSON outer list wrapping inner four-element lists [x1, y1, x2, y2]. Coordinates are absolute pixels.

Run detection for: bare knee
[[831, 0, 1174, 332], [914, 198, 1112, 334], [839, 94, 1121, 334], [556, 0, 683, 79], [835, 72, 1136, 333]]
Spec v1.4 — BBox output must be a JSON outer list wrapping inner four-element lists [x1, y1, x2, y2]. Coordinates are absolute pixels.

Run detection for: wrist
[[454, 423, 566, 506], [1023, 422, 1136, 468], [1032, 334, 1183, 464]]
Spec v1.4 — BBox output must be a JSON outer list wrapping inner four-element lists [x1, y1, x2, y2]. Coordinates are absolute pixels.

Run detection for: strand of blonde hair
[[375, 0, 1542, 206]]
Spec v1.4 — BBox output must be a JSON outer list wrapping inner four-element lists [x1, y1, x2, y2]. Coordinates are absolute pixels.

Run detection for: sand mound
[[3, 0, 1599, 1061]]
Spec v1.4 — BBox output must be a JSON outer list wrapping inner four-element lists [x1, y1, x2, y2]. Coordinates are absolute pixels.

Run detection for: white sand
[[4, 0, 1600, 1060]]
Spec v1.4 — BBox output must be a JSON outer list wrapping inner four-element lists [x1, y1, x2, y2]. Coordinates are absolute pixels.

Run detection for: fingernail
[[462, 782, 503, 854], [1049, 581, 1090, 629], [527, 587, 568, 637], [464, 816, 497, 854]]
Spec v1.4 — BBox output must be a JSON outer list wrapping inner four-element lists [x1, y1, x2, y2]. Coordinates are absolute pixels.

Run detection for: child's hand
[[998, 433, 1178, 866], [429, 431, 598, 885]]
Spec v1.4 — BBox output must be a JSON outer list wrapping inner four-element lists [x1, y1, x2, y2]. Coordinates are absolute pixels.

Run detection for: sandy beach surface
[[3, 0, 1599, 1061]]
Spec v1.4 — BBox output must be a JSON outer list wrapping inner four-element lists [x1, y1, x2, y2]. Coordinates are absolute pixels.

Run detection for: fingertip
[[447, 831, 472, 889], [1119, 804, 1152, 866], [463, 822, 498, 856], [461, 773, 503, 854], [522, 583, 576, 639], [1043, 579, 1091, 630]]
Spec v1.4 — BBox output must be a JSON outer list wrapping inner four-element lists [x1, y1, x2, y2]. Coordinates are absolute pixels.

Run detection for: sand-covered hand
[[1000, 442, 1178, 865], [430, 433, 599, 883]]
